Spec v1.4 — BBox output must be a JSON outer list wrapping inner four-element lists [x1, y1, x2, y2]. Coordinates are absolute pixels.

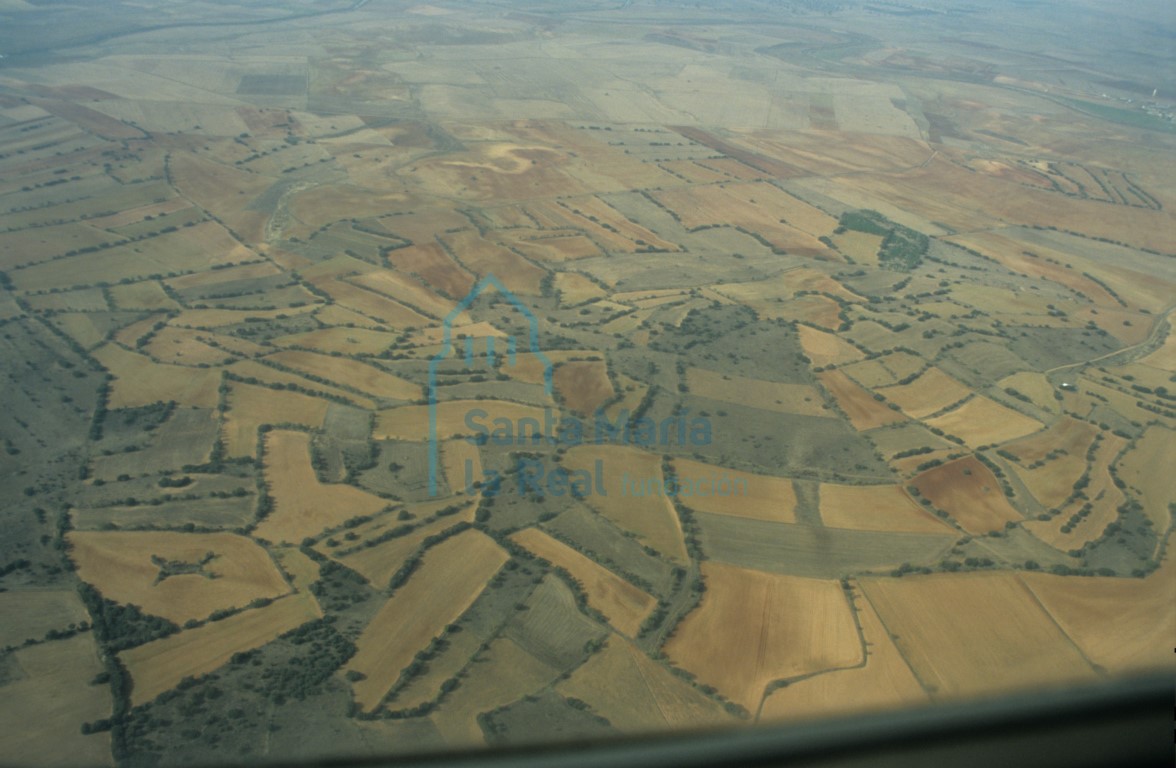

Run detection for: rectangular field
[[670, 457, 797, 523], [347, 270, 458, 321], [11, 221, 254, 291], [553, 360, 615, 416], [374, 400, 550, 442], [266, 349, 421, 402], [819, 484, 953, 534], [694, 513, 953, 579], [70, 495, 256, 533], [651, 183, 834, 258]]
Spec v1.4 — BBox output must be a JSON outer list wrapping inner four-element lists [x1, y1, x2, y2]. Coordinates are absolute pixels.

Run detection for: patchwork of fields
[[0, 0, 1172, 764]]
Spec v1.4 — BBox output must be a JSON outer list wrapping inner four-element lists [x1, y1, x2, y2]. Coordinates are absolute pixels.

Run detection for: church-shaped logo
[[428, 273, 552, 496]]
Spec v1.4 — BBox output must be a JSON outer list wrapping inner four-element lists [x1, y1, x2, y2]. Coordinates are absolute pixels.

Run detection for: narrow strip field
[[345, 529, 509, 712], [267, 349, 422, 401], [510, 527, 656, 637], [374, 400, 549, 442], [694, 513, 953, 578], [334, 501, 477, 587], [671, 457, 797, 523], [122, 592, 322, 706]]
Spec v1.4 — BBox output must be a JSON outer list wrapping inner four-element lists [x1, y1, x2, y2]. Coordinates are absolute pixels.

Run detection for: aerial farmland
[[0, 0, 1172, 765]]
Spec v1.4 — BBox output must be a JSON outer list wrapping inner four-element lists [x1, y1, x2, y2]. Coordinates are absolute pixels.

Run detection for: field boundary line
[[1014, 574, 1103, 675], [855, 582, 937, 698]]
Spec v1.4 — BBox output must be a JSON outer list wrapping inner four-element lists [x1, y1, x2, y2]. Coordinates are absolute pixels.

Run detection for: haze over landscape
[[0, 0, 1172, 765]]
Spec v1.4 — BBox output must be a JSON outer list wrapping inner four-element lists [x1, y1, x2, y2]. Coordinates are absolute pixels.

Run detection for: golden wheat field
[[222, 383, 330, 458], [817, 369, 906, 431], [0, 634, 113, 766], [670, 457, 798, 523], [336, 502, 477, 587], [859, 573, 1098, 699], [760, 582, 928, 720], [345, 529, 509, 712], [0, 2, 1173, 764], [254, 430, 388, 544], [67, 531, 291, 624], [553, 360, 615, 416], [876, 368, 972, 420], [819, 483, 953, 534], [663, 562, 860, 712], [1020, 553, 1175, 674], [121, 593, 322, 706]]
